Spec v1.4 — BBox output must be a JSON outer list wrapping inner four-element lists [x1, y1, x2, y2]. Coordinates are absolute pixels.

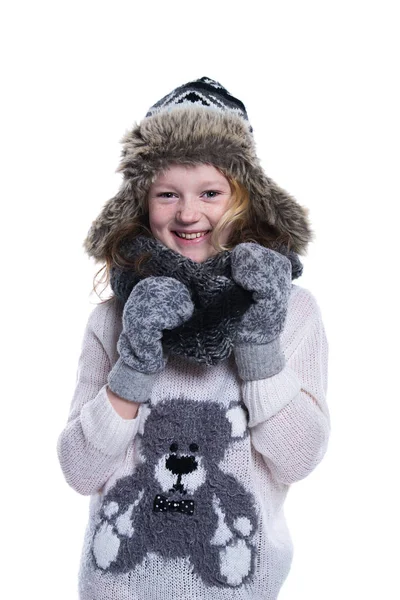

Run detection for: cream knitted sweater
[[57, 283, 330, 600]]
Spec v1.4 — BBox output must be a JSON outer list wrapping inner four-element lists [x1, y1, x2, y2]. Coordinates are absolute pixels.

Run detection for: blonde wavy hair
[[92, 169, 291, 301]]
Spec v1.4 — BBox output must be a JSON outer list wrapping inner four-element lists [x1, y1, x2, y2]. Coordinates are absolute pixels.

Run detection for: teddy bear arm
[[213, 471, 258, 535]]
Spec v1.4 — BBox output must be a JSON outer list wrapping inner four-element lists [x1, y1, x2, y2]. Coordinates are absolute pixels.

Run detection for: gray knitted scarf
[[110, 236, 303, 365]]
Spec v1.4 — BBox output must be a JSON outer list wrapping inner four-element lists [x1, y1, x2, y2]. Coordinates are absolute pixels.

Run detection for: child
[[57, 77, 330, 600]]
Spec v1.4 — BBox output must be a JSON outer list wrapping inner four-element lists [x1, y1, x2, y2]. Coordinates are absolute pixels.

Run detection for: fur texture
[[84, 108, 313, 261], [91, 398, 258, 588], [110, 236, 303, 365]]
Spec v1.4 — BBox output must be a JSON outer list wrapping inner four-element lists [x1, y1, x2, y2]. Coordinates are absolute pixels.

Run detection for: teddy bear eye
[[170, 443, 178, 452], [189, 443, 199, 452]]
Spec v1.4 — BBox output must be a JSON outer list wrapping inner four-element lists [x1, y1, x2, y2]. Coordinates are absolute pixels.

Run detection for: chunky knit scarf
[[110, 236, 303, 366]]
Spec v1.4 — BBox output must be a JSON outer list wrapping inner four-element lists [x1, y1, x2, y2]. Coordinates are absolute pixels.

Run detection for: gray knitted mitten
[[108, 277, 194, 402], [231, 243, 292, 381]]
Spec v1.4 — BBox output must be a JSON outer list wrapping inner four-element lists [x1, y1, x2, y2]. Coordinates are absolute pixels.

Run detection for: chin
[[179, 248, 215, 263], [156, 232, 221, 262], [164, 237, 216, 263]]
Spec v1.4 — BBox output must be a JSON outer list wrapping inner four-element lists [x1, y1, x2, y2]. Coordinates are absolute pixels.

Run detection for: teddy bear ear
[[226, 405, 248, 439]]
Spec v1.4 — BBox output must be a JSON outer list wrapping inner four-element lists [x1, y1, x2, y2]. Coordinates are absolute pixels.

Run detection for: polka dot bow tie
[[153, 494, 195, 515]]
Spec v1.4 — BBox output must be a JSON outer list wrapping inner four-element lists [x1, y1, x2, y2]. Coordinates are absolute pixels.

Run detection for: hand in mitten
[[231, 243, 292, 381], [108, 277, 194, 402]]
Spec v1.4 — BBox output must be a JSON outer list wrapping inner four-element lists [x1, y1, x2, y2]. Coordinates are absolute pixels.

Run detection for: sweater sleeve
[[57, 300, 140, 496], [241, 287, 330, 485]]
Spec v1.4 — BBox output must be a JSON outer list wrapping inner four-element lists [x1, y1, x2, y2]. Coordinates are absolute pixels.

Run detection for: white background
[[1, 1, 399, 598]]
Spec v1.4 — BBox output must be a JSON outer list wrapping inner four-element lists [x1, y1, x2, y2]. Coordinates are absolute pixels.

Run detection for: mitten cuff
[[234, 339, 285, 381], [107, 357, 157, 403]]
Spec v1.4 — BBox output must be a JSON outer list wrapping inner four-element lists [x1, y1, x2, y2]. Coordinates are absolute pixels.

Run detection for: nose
[[175, 198, 201, 224], [166, 454, 198, 475]]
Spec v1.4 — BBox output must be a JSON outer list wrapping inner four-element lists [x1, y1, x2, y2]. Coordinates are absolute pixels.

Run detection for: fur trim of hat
[[84, 91, 313, 262]]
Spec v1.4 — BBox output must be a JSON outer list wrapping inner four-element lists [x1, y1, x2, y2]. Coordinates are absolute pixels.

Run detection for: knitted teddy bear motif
[[91, 398, 259, 588]]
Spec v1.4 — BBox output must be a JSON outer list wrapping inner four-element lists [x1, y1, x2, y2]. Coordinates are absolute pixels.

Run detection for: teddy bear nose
[[166, 454, 198, 475]]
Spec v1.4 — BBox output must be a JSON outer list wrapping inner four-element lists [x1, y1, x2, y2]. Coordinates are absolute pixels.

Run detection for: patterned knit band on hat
[[145, 76, 253, 131], [83, 76, 313, 263]]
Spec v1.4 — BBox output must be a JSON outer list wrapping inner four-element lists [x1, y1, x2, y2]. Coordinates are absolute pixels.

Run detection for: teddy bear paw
[[219, 538, 253, 586], [92, 500, 137, 569]]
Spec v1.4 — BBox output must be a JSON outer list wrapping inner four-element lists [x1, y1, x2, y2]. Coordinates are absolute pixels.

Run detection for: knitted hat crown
[[145, 76, 252, 131], [84, 77, 313, 261]]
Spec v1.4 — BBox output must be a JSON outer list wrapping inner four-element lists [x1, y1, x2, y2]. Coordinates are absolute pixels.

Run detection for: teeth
[[176, 231, 208, 239]]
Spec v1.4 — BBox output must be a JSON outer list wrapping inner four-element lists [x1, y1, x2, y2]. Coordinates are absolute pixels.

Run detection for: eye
[[157, 192, 177, 199], [189, 443, 199, 452], [202, 190, 220, 199], [170, 442, 178, 452]]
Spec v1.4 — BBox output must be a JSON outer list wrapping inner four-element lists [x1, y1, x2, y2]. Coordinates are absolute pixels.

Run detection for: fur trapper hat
[[84, 77, 313, 262]]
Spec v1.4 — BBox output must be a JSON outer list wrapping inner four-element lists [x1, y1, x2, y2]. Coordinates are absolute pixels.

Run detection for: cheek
[[211, 200, 233, 243], [218, 224, 233, 247], [148, 203, 170, 233], [210, 201, 231, 226]]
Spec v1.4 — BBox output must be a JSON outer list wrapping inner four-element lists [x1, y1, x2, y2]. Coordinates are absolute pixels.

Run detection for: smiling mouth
[[174, 231, 210, 240]]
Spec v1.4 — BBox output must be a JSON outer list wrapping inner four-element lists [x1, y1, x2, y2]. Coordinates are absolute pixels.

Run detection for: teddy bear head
[[141, 398, 239, 468]]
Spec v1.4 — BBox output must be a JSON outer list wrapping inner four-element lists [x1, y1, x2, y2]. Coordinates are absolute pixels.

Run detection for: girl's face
[[147, 164, 232, 263]]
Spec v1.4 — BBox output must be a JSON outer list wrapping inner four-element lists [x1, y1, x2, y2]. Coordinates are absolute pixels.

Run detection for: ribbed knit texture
[[234, 339, 286, 380], [57, 284, 330, 600], [107, 359, 157, 402]]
